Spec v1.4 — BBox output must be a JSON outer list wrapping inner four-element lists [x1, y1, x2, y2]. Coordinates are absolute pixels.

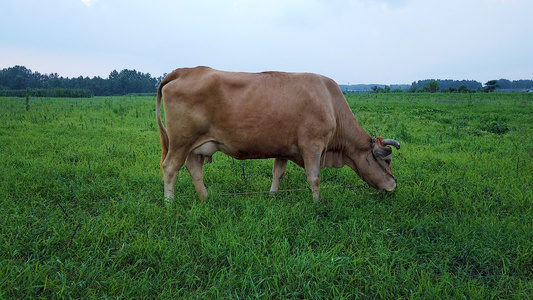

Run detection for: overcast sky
[[1, 0, 532, 84]]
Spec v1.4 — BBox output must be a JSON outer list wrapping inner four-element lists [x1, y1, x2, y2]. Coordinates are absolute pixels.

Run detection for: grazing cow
[[156, 66, 400, 202]]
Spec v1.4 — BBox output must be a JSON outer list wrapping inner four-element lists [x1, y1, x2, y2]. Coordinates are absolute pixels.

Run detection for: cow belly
[[217, 142, 297, 160], [189, 139, 297, 160], [198, 123, 297, 159]]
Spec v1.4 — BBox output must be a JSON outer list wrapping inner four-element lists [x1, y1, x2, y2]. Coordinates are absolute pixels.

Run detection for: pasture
[[0, 93, 531, 298]]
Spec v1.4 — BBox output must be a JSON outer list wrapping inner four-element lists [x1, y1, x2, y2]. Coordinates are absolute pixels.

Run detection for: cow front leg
[[302, 149, 323, 202], [270, 158, 288, 196], [186, 153, 208, 201], [162, 148, 188, 205], [306, 166, 321, 202]]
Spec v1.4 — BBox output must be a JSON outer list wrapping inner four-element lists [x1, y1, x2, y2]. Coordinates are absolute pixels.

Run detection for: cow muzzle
[[383, 177, 397, 192]]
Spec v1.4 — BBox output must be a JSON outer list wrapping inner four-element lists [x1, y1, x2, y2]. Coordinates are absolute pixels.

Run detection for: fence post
[[26, 88, 31, 111]]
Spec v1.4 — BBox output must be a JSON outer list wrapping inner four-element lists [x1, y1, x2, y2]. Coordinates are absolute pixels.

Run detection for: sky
[[1, 0, 532, 85]]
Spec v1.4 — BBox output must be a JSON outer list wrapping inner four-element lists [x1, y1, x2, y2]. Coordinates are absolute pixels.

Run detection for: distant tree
[[512, 80, 533, 90], [497, 79, 511, 90], [408, 82, 418, 93], [47, 73, 63, 89], [484, 80, 498, 92], [424, 80, 440, 93], [410, 79, 481, 92], [457, 85, 470, 93], [14, 75, 26, 90], [371, 85, 392, 93]]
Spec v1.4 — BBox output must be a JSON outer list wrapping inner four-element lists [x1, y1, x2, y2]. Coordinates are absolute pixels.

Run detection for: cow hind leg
[[162, 148, 189, 204], [186, 153, 208, 201], [270, 158, 288, 196]]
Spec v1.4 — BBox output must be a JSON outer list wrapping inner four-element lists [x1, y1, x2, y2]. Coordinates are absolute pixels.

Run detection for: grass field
[[1, 93, 532, 298]]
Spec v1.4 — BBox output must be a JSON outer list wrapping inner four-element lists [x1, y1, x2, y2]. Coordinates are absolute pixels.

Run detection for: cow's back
[[161, 67, 341, 160]]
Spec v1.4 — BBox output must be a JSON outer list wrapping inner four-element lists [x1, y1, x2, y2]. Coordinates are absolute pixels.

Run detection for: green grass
[[1, 93, 532, 298]]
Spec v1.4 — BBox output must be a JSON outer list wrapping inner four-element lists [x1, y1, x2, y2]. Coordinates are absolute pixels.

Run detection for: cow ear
[[374, 146, 392, 157]]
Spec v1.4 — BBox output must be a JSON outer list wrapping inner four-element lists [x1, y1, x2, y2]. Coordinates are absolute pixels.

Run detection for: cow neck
[[334, 111, 372, 156], [339, 121, 374, 179]]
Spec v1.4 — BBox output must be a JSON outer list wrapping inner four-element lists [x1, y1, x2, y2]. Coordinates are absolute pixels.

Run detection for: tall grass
[[0, 93, 531, 298]]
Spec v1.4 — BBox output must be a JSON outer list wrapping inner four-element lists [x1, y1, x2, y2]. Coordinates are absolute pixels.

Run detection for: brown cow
[[156, 66, 400, 203]]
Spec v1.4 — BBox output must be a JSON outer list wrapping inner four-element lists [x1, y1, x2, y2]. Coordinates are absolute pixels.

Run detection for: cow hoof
[[164, 197, 174, 207]]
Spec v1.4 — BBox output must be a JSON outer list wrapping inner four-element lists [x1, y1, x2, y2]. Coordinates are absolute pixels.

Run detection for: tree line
[[408, 79, 482, 93], [370, 79, 532, 94], [0, 65, 160, 97], [2, 65, 532, 97], [343, 79, 533, 94]]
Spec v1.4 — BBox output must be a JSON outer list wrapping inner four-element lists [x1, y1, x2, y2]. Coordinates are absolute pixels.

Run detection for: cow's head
[[360, 137, 400, 191]]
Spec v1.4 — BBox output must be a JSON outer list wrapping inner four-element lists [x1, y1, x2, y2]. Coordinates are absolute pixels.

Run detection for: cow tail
[[156, 76, 171, 168]]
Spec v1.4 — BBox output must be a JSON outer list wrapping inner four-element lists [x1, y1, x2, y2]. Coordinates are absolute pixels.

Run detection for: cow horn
[[382, 139, 400, 150]]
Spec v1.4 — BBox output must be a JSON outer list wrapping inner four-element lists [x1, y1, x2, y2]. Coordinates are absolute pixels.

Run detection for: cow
[[156, 66, 400, 203]]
